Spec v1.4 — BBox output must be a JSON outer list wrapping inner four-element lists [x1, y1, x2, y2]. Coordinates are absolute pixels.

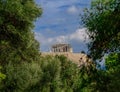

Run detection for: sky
[[34, 0, 91, 52]]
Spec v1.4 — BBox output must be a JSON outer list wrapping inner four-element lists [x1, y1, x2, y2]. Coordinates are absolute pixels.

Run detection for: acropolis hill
[[42, 44, 92, 66]]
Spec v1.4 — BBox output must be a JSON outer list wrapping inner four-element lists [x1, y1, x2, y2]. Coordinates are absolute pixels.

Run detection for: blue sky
[[34, 0, 91, 52]]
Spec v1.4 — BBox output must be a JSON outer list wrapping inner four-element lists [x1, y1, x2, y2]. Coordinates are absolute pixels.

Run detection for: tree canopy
[[0, 0, 42, 64], [81, 1, 120, 91], [81, 0, 120, 59]]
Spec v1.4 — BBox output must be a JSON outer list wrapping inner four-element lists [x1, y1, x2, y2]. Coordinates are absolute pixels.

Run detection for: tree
[[92, 52, 120, 92], [105, 52, 120, 92], [0, 66, 6, 85], [81, 0, 120, 60], [0, 0, 42, 64], [81, 1, 120, 92], [57, 55, 80, 92]]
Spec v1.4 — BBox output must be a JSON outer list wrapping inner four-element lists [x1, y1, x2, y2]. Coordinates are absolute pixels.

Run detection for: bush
[[0, 54, 96, 92], [28, 56, 61, 92], [1, 61, 42, 92]]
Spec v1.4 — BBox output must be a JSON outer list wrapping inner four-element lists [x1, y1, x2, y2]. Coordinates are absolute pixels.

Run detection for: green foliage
[[77, 62, 97, 92], [0, 0, 95, 92], [0, 66, 6, 83], [0, 0, 42, 64], [1, 55, 89, 92], [82, 0, 120, 91], [30, 56, 62, 92], [1, 61, 42, 92], [81, 0, 120, 59], [57, 55, 80, 92], [3, 0, 120, 92], [105, 53, 120, 92], [0, 0, 42, 48], [0, 72, 5, 82], [105, 53, 120, 70], [87, 53, 120, 92]]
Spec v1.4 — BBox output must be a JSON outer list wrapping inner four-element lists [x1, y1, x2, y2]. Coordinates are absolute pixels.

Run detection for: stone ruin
[[51, 44, 73, 53]]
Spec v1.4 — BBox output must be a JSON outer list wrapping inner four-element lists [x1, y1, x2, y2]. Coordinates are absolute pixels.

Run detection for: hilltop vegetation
[[0, 0, 120, 92], [0, 55, 90, 92]]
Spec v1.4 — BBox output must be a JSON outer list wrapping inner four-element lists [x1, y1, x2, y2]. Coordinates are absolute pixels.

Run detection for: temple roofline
[[51, 43, 73, 53]]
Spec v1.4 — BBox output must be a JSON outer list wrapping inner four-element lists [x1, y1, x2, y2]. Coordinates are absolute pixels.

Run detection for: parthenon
[[51, 44, 73, 53]]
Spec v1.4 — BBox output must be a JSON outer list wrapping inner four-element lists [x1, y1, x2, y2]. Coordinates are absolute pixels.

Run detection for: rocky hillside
[[42, 52, 93, 66]]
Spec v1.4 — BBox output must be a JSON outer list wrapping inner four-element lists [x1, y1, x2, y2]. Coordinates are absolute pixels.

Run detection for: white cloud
[[46, 28, 89, 44], [69, 28, 89, 41], [35, 28, 89, 52], [67, 6, 78, 14]]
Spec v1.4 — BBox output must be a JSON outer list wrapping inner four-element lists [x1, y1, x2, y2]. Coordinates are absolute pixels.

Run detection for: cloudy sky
[[34, 0, 91, 52]]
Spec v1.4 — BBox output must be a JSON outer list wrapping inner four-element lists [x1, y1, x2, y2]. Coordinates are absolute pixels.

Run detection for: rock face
[[42, 52, 93, 67], [42, 44, 93, 67]]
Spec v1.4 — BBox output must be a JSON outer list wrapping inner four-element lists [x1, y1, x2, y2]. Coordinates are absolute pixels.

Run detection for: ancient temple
[[51, 44, 73, 53]]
